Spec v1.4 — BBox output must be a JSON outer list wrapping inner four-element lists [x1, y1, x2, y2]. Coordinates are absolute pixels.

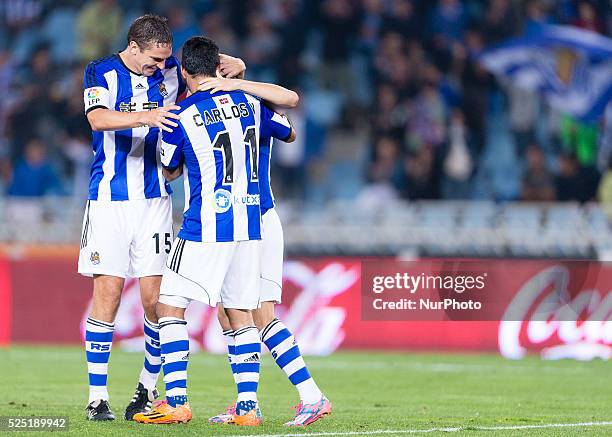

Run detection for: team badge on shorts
[[90, 251, 101, 265]]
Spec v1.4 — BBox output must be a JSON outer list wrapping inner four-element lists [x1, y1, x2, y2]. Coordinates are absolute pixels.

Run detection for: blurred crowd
[[0, 0, 611, 209]]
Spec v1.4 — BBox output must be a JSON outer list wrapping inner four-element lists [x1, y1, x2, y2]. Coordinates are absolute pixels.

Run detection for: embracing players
[[198, 79, 332, 426], [79, 15, 245, 421], [133, 35, 284, 426]]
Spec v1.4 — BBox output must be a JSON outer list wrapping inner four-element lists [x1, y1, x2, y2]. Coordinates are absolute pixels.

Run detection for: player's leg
[[133, 297, 192, 424], [255, 209, 331, 426], [208, 305, 240, 424], [85, 274, 124, 421], [134, 238, 232, 424], [125, 197, 172, 419], [222, 240, 263, 426], [79, 199, 131, 421]]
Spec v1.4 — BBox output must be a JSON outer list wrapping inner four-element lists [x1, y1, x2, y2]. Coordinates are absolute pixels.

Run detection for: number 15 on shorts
[[153, 233, 171, 254]]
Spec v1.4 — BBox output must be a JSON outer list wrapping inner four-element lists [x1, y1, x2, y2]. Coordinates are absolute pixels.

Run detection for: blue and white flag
[[479, 25, 612, 121]]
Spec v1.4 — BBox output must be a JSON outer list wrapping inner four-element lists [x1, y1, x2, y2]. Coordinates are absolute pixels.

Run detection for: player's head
[[125, 14, 173, 76], [181, 36, 220, 80]]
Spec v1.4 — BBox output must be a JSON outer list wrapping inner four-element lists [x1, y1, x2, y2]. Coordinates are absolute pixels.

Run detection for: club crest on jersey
[[159, 83, 168, 97], [90, 251, 100, 265], [213, 189, 232, 213]]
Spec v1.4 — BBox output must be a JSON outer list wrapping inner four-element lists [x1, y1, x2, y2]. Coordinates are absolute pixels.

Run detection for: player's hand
[[197, 76, 241, 94], [219, 54, 246, 79], [139, 105, 181, 132]]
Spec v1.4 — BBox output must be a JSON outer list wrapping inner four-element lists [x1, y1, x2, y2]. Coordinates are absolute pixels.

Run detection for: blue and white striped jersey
[[83, 54, 186, 201], [258, 108, 292, 215], [160, 90, 279, 243]]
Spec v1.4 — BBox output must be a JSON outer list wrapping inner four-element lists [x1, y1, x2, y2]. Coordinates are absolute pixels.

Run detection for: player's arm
[[83, 61, 181, 132], [261, 104, 297, 143], [219, 54, 246, 79], [86, 107, 181, 133], [197, 77, 299, 108], [160, 122, 185, 182]]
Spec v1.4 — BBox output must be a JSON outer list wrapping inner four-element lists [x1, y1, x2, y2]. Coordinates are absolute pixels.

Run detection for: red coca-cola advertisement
[[3, 252, 611, 360]]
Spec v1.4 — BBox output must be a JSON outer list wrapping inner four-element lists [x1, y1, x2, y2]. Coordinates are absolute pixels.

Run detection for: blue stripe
[[236, 362, 260, 373], [143, 324, 159, 340], [89, 131, 105, 200], [110, 74, 133, 200], [161, 340, 189, 354], [86, 351, 110, 363], [235, 342, 261, 355], [230, 362, 238, 375], [231, 92, 261, 240], [88, 373, 107, 386], [144, 74, 163, 198], [237, 381, 258, 393], [85, 331, 113, 342], [176, 132, 203, 241], [258, 137, 274, 214], [263, 328, 291, 351], [227, 345, 236, 355], [166, 379, 187, 391], [145, 341, 161, 357], [144, 358, 161, 373], [288, 367, 311, 385], [163, 360, 188, 374], [195, 97, 233, 242], [276, 345, 301, 369]]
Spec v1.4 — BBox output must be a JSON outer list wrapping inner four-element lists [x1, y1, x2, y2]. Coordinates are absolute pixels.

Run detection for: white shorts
[[159, 238, 261, 310], [78, 197, 173, 278], [260, 208, 284, 303]]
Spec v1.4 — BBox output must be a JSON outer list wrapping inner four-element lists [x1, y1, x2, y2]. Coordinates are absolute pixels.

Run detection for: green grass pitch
[[1, 346, 611, 436]]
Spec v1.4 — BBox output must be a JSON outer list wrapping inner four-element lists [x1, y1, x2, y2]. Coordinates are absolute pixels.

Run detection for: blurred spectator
[[506, 82, 539, 157], [199, 11, 239, 56], [400, 146, 441, 200], [242, 12, 280, 82], [521, 144, 555, 201], [7, 138, 64, 197], [406, 83, 446, 150], [429, 0, 467, 46], [572, 0, 604, 34], [481, 0, 518, 43], [366, 136, 402, 186], [319, 0, 358, 104], [442, 109, 473, 199], [524, 0, 553, 35], [556, 152, 600, 202], [598, 156, 612, 218], [168, 6, 199, 55], [76, 0, 122, 62]]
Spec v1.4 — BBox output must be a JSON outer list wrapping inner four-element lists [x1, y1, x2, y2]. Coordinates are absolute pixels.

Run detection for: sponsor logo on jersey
[[213, 189, 232, 213], [135, 83, 145, 90], [211, 190, 260, 213], [90, 251, 100, 265]]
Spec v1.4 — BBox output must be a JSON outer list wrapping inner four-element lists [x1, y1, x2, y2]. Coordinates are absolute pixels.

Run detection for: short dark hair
[[127, 14, 173, 50], [181, 36, 219, 77]]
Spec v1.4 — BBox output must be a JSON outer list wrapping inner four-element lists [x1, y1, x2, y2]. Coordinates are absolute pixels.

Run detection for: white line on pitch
[[242, 421, 612, 437]]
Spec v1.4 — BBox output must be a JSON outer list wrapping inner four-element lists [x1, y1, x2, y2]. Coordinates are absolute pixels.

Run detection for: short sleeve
[[260, 103, 292, 141], [160, 122, 185, 170], [83, 62, 111, 114]]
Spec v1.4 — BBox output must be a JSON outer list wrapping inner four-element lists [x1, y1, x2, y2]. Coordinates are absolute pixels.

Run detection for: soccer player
[[79, 15, 245, 421], [132, 35, 285, 426], [199, 82, 332, 426]]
